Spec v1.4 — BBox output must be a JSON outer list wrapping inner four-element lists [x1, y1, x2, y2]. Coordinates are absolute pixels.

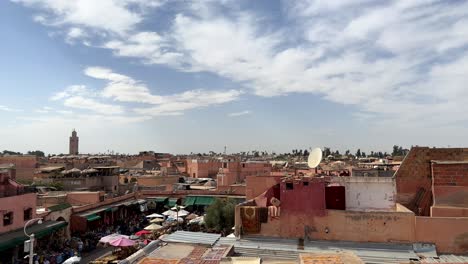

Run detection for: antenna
[[307, 147, 323, 171]]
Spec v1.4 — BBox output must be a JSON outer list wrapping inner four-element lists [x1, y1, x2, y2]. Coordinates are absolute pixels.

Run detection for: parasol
[[109, 237, 135, 247], [144, 223, 163, 231]]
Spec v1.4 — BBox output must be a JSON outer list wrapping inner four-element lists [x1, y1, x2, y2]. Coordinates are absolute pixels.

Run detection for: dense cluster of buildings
[[1, 130, 468, 263]]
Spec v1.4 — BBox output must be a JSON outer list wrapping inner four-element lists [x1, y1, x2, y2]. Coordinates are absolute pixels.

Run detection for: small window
[[303, 182, 309, 186], [242, 163, 246, 168], [3, 212, 13, 226], [286, 182, 294, 190], [223, 162, 227, 168], [24, 208, 32, 221]]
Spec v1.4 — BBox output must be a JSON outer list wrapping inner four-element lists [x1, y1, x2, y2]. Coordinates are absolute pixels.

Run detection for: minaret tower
[[69, 129, 79, 155]]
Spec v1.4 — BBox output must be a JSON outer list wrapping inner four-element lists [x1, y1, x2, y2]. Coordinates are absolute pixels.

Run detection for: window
[[223, 162, 227, 168], [286, 182, 293, 190], [303, 181, 309, 186], [24, 208, 32, 221], [3, 212, 13, 226], [242, 163, 246, 168]]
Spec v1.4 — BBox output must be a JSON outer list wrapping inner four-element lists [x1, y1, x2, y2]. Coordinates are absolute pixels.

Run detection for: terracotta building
[[235, 148, 468, 254], [394, 146, 468, 215], [0, 155, 38, 180], [217, 160, 272, 186], [0, 170, 67, 262]]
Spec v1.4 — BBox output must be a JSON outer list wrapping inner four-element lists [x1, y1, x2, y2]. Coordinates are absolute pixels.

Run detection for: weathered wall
[[0, 193, 37, 233], [415, 216, 468, 253], [432, 162, 468, 187], [67, 192, 102, 206], [0, 155, 38, 180], [431, 206, 468, 217], [433, 186, 468, 207], [395, 147, 468, 206], [134, 175, 180, 187], [44, 207, 72, 238], [248, 209, 415, 243], [331, 177, 396, 211], [186, 159, 222, 178], [280, 179, 326, 216], [245, 175, 282, 200]]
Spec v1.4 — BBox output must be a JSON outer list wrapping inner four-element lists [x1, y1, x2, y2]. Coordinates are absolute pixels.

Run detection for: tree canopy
[[204, 198, 237, 235]]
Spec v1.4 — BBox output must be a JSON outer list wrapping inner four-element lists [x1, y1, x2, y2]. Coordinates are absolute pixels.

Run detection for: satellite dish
[[307, 148, 323, 168]]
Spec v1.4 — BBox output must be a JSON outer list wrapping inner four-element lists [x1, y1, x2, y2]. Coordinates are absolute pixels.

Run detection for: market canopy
[[99, 234, 129, 244], [0, 221, 67, 252], [135, 230, 152, 236], [167, 198, 179, 207], [85, 214, 101, 222], [192, 196, 216, 206], [146, 213, 164, 218], [184, 196, 197, 206], [109, 237, 135, 247], [144, 224, 163, 231]]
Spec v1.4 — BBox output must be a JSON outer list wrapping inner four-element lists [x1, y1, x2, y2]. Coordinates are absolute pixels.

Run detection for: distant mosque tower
[[69, 129, 79, 155]]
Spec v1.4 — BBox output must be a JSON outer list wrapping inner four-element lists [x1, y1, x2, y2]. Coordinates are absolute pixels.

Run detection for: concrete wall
[[416, 216, 468, 253], [0, 193, 37, 233], [431, 206, 468, 217], [331, 177, 396, 211], [245, 208, 415, 244], [39, 175, 119, 193]]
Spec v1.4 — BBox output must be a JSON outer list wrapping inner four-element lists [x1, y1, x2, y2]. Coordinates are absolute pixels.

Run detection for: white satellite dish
[[307, 148, 323, 168]]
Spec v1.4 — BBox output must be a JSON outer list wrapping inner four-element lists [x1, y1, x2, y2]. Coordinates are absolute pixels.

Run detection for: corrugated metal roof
[[216, 236, 421, 264], [162, 231, 221, 246], [420, 254, 468, 263]]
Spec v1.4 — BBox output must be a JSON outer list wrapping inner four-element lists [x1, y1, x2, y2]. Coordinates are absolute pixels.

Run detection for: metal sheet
[[162, 231, 221, 246]]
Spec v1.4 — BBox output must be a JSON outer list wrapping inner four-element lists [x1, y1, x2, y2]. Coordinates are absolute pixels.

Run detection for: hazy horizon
[[2, 1, 468, 154]]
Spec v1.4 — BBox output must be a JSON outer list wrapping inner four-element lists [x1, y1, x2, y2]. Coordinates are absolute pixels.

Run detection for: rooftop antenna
[[307, 147, 323, 175]]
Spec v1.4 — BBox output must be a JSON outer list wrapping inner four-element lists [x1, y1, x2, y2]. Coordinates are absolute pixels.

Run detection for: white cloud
[[83, 66, 242, 116], [50, 85, 89, 100], [47, 67, 243, 117], [63, 96, 123, 114], [228, 110, 251, 117], [14, 0, 468, 126], [134, 89, 242, 116], [12, 0, 165, 35], [0, 105, 20, 112]]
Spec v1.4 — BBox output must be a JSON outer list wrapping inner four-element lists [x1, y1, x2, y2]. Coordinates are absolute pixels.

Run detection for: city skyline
[[1, 0, 468, 154]]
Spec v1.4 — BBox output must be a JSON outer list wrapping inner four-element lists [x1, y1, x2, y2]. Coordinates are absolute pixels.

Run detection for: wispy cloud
[[49, 66, 242, 117], [228, 110, 251, 117], [13, 0, 468, 126], [0, 105, 21, 112]]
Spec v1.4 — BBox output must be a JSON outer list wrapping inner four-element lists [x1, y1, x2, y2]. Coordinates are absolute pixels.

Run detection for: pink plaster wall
[[416, 216, 468, 253], [255, 209, 415, 243], [0, 193, 37, 233]]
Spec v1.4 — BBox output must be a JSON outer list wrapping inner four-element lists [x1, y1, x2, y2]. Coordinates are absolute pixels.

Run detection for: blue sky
[[1, 0, 468, 155]]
